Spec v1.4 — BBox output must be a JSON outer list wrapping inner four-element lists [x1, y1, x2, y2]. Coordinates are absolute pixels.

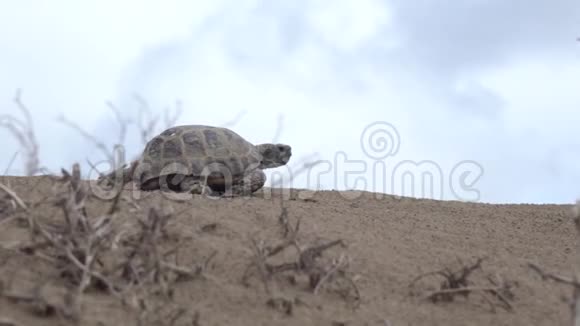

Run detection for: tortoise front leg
[[225, 169, 266, 197]]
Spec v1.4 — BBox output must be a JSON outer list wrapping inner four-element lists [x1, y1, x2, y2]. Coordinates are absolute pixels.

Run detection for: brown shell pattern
[[137, 125, 261, 183]]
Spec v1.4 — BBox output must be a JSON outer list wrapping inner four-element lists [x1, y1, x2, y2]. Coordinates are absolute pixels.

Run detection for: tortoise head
[[255, 143, 292, 169]]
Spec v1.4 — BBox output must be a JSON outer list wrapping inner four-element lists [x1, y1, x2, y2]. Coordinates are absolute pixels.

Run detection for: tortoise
[[100, 125, 292, 197]]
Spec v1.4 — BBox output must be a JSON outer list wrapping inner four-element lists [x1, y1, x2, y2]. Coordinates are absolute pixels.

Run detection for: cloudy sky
[[1, 0, 579, 204]]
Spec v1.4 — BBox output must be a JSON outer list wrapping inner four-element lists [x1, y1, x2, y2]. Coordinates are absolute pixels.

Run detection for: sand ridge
[[0, 174, 577, 326]]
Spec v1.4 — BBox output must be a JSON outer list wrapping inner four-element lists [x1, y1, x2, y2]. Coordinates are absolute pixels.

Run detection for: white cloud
[[1, 0, 579, 204], [306, 0, 394, 51]]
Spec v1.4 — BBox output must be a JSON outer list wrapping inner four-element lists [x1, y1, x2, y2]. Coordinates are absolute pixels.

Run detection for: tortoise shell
[[134, 125, 263, 187]]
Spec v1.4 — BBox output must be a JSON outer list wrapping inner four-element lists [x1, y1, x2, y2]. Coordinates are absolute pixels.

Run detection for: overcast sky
[[1, 0, 579, 204]]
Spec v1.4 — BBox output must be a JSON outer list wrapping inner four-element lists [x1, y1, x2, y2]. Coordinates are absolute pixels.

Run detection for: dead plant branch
[[0, 182, 27, 211], [0, 89, 41, 175], [243, 204, 358, 306], [409, 257, 515, 312], [528, 263, 580, 288]]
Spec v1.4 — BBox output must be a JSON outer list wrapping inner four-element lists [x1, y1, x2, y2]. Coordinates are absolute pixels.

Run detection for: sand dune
[[0, 174, 576, 326]]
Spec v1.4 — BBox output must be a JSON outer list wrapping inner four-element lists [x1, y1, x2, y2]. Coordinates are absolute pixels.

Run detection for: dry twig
[[409, 257, 515, 312], [242, 201, 359, 307], [0, 183, 27, 211], [526, 199, 580, 325], [0, 89, 42, 176]]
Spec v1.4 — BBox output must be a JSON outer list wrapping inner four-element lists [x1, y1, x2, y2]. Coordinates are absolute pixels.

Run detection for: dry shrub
[[0, 163, 211, 325], [0, 90, 43, 176], [242, 199, 361, 313], [528, 199, 580, 326], [409, 257, 516, 312]]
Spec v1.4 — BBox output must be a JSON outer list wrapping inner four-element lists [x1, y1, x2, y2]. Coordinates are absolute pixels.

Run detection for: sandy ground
[[0, 174, 577, 326]]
